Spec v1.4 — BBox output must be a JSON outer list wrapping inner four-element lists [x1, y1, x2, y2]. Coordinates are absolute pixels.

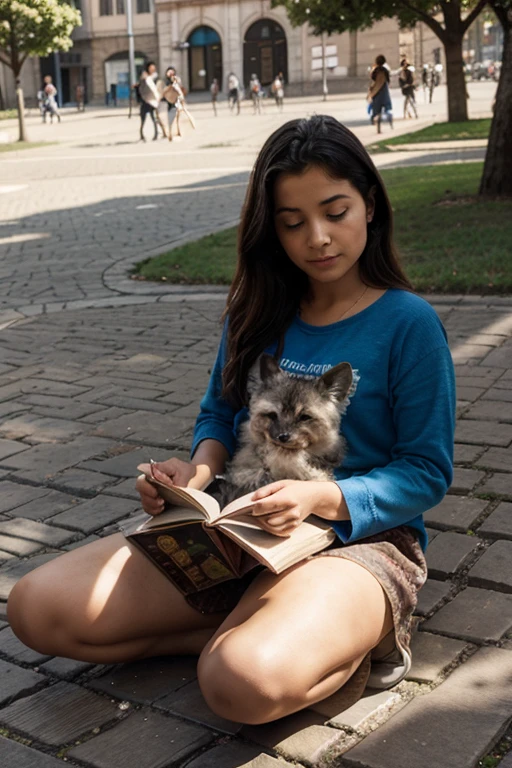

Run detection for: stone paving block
[[7, 488, 81, 521], [47, 467, 120, 495], [450, 467, 486, 493], [425, 531, 482, 579], [0, 681, 120, 746], [0, 626, 52, 664], [155, 679, 241, 734], [0, 480, 50, 514], [477, 501, 512, 539], [483, 341, 512, 368], [498, 754, 512, 768], [321, 690, 401, 731], [0, 534, 43, 556], [0, 517, 75, 547], [424, 495, 488, 532], [79, 446, 172, 478], [88, 656, 198, 703], [423, 586, 512, 642], [64, 533, 100, 550], [483, 386, 512, 402], [456, 385, 488, 402], [478, 472, 512, 500], [101, 477, 140, 500], [464, 399, 512, 423], [40, 656, 95, 680], [0, 600, 7, 621], [241, 709, 336, 765], [68, 707, 214, 768], [0, 658, 48, 705], [477, 446, 512, 472], [414, 579, 453, 616], [0, 414, 89, 443], [184, 744, 291, 768], [0, 438, 30, 461], [455, 419, 512, 447], [454, 443, 484, 463], [408, 632, 467, 683], [80, 406, 134, 423], [0, 736, 67, 768], [467, 540, 512, 593], [342, 647, 512, 768], [0, 436, 117, 483], [0, 552, 60, 600], [49, 495, 140, 534]]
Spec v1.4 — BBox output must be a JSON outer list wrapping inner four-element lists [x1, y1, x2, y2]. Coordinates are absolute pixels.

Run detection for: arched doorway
[[244, 19, 288, 87], [104, 50, 146, 100], [187, 26, 222, 91]]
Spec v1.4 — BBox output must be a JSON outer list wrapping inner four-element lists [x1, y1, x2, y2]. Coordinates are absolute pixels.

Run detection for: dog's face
[[248, 355, 353, 453]]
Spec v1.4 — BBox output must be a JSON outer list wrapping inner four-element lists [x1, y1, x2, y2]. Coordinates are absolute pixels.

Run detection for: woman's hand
[[136, 458, 197, 516], [250, 479, 349, 537]]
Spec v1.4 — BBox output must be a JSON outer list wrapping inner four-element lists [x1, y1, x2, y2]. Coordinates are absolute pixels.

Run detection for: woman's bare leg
[[198, 556, 393, 724], [7, 534, 226, 663]]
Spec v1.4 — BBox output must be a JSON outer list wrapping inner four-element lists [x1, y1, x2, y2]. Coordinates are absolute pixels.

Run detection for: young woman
[[7, 116, 455, 725]]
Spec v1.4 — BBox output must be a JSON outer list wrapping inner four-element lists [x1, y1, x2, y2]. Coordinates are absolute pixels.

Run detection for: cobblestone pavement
[[0, 293, 511, 768], [1, 83, 511, 767]]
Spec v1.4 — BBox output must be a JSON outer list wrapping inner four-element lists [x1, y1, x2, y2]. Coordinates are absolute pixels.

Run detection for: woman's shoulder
[[383, 290, 449, 362]]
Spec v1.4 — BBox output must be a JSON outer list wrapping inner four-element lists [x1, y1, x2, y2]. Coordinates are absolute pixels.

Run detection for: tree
[[479, 1, 512, 196], [0, 0, 81, 141], [272, 0, 488, 121]]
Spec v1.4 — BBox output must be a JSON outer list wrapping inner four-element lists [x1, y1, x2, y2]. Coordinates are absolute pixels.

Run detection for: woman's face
[[273, 165, 374, 286]]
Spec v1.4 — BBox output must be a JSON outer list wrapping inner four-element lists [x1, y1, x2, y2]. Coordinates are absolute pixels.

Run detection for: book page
[[137, 463, 220, 522], [217, 515, 336, 573]]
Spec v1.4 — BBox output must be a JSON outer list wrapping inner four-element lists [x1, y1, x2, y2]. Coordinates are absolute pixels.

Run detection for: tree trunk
[[15, 77, 27, 142], [479, 22, 512, 197], [444, 35, 468, 122]]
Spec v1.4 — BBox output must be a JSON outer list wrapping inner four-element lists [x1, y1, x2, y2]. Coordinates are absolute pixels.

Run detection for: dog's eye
[[298, 413, 312, 422], [263, 412, 278, 421]]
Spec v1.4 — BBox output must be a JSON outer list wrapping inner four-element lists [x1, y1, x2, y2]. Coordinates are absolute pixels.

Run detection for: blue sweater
[[191, 289, 456, 551]]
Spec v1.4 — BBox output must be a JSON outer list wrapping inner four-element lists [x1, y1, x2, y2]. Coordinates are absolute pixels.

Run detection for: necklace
[[299, 285, 369, 323]]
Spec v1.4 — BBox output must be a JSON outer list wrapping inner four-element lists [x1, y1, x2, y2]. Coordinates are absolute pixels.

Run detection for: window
[[116, 0, 125, 12], [136, 0, 150, 13], [99, 0, 113, 15]]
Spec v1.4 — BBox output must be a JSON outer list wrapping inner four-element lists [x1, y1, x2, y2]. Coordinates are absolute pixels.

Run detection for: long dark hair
[[222, 115, 412, 408]]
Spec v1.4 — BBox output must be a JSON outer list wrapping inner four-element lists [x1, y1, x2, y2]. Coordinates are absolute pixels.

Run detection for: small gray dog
[[217, 354, 353, 505]]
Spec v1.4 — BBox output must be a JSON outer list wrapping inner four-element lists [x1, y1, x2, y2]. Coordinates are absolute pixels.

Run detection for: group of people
[[367, 55, 420, 133], [137, 62, 195, 142], [216, 72, 285, 115]]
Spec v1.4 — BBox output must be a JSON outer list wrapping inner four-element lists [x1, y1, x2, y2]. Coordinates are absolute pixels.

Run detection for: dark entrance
[[187, 26, 222, 91], [243, 19, 288, 87]]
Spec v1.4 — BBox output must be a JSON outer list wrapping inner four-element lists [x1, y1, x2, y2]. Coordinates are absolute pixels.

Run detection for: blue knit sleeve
[[190, 322, 238, 459], [333, 344, 455, 544]]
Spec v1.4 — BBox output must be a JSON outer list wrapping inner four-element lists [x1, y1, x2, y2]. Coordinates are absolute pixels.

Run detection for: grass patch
[[0, 141, 51, 153], [367, 118, 491, 153], [0, 109, 17, 121], [133, 163, 512, 294]]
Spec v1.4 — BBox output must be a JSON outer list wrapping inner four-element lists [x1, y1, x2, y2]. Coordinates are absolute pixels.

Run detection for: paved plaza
[[0, 82, 511, 767]]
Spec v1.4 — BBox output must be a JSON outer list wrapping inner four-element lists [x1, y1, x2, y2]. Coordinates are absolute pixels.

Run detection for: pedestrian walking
[[138, 62, 160, 141], [271, 74, 284, 111], [250, 73, 263, 114], [227, 72, 241, 114], [368, 55, 393, 133], [210, 78, 219, 116], [8, 114, 455, 727], [165, 74, 196, 139], [76, 83, 85, 112], [42, 76, 61, 123], [398, 59, 418, 119]]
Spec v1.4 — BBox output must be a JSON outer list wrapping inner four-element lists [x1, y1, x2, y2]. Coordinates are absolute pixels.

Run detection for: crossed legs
[[8, 534, 392, 725]]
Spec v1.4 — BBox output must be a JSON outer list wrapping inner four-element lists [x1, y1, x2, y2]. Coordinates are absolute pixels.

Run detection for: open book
[[121, 463, 336, 596]]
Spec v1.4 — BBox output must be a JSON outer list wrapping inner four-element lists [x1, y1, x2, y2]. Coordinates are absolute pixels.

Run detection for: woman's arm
[[190, 438, 230, 489]]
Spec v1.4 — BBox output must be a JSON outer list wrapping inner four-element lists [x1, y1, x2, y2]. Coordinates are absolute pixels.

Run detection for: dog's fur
[[218, 354, 353, 505]]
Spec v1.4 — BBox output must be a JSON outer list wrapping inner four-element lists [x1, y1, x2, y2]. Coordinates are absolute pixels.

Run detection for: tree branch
[[462, 0, 488, 32], [396, 0, 447, 43]]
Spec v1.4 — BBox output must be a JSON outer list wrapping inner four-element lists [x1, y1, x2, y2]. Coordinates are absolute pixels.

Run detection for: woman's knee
[[197, 634, 300, 725], [7, 571, 59, 651]]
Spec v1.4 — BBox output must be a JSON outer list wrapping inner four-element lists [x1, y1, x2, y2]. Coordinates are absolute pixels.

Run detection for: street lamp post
[[126, 0, 137, 116]]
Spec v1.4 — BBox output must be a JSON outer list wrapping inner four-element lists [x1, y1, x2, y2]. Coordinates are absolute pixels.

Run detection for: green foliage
[[0, 0, 81, 74], [367, 119, 491, 151]]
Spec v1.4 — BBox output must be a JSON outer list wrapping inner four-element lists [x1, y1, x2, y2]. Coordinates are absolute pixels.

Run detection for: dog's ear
[[317, 362, 353, 402], [260, 354, 283, 383]]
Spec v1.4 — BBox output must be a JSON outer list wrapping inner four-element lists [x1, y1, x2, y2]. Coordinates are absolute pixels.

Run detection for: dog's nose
[[277, 433, 290, 443]]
